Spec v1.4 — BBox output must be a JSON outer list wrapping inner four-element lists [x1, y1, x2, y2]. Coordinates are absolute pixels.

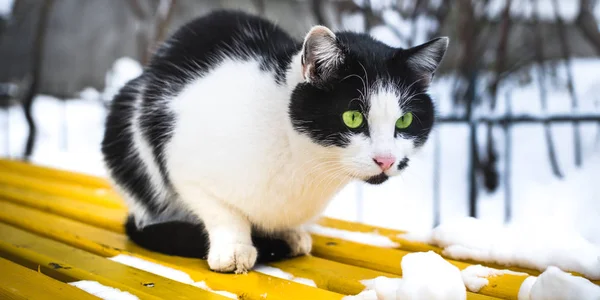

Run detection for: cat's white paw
[[281, 228, 313, 256], [207, 243, 258, 274]]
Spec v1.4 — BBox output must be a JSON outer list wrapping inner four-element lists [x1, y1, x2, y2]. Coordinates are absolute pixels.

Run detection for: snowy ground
[[2, 51, 600, 251]]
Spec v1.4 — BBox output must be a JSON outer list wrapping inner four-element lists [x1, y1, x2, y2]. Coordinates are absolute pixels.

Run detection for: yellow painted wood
[[4, 158, 594, 298], [0, 184, 126, 233], [0, 223, 229, 300], [0, 197, 502, 299], [311, 235, 525, 300], [319, 217, 440, 253], [270, 255, 398, 295], [0, 158, 111, 189], [0, 199, 501, 300], [0, 200, 344, 300], [0, 185, 455, 298], [0, 256, 101, 300], [0, 171, 124, 208], [0, 164, 520, 299]]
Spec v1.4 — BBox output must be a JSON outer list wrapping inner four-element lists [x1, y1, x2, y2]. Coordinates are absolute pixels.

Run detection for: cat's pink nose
[[373, 156, 395, 171]]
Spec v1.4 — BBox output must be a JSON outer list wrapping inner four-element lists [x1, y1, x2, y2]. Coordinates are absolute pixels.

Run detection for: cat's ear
[[301, 25, 344, 83], [396, 37, 449, 87]]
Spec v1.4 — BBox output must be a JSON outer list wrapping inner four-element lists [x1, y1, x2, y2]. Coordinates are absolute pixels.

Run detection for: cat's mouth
[[362, 157, 409, 185], [364, 173, 389, 185]]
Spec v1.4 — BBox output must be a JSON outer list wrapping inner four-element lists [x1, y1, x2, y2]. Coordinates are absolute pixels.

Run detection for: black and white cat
[[101, 10, 448, 274]]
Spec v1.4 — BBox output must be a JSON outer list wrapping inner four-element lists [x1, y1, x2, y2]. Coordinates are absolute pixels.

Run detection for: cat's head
[[289, 26, 448, 185]]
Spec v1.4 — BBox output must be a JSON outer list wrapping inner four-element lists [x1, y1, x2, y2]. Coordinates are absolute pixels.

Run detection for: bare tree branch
[[575, 0, 600, 55], [503, 91, 513, 223], [251, 0, 266, 16], [552, 0, 582, 167], [310, 0, 327, 27], [22, 0, 55, 160], [483, 0, 513, 195], [149, 0, 177, 61], [531, 0, 564, 178], [429, 0, 451, 38], [407, 0, 424, 46], [126, 0, 149, 20], [456, 0, 481, 218], [489, 0, 512, 109]]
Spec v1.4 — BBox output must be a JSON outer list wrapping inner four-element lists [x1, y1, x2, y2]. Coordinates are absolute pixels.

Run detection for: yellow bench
[[0, 158, 595, 299]]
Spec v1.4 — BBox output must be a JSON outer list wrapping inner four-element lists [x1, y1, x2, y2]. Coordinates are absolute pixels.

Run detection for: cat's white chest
[[165, 58, 349, 230]]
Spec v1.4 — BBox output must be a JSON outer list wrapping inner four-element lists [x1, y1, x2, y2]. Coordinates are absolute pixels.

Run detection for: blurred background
[[1, 0, 599, 243]]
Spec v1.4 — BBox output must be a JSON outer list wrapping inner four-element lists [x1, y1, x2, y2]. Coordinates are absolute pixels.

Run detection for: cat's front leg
[[182, 190, 257, 273], [204, 206, 257, 273], [278, 227, 313, 257]]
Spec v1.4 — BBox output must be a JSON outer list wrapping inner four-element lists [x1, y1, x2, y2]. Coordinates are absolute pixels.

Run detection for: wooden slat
[[0, 184, 126, 233], [0, 200, 345, 300], [0, 171, 124, 208], [0, 256, 100, 300], [11, 158, 588, 298], [311, 235, 525, 300], [319, 217, 440, 253], [0, 161, 517, 299], [0, 196, 500, 300], [0, 158, 111, 189], [0, 223, 228, 300]]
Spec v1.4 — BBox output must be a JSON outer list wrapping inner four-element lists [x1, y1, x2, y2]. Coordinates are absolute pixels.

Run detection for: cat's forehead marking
[[367, 82, 402, 147], [367, 82, 402, 120]]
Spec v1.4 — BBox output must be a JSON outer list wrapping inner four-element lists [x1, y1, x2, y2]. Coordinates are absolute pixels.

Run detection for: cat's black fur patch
[[365, 173, 389, 185], [125, 217, 294, 263], [102, 76, 167, 217], [397, 157, 409, 170]]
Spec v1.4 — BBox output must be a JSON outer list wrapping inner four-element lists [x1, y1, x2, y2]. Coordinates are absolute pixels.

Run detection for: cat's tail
[[124, 216, 294, 263]]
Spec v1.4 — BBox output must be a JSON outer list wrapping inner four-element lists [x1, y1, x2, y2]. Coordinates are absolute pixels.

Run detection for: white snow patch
[[518, 276, 538, 300], [101, 57, 143, 104], [192, 281, 238, 299], [0, 0, 13, 16], [400, 217, 600, 280], [345, 251, 466, 300], [307, 224, 399, 248], [109, 254, 238, 298], [109, 254, 194, 283], [69, 280, 139, 300], [461, 265, 527, 292], [518, 266, 600, 300], [253, 265, 317, 287], [344, 290, 379, 300], [78, 87, 101, 102]]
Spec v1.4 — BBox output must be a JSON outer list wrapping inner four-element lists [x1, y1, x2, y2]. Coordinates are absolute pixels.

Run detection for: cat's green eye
[[395, 112, 413, 129], [342, 110, 364, 129]]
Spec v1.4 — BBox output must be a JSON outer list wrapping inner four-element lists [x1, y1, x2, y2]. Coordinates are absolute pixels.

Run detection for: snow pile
[[109, 254, 238, 299], [101, 57, 143, 104], [69, 280, 139, 300], [461, 265, 526, 292], [253, 265, 317, 287], [307, 224, 399, 248], [345, 251, 466, 300], [400, 217, 600, 280], [518, 266, 600, 300]]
